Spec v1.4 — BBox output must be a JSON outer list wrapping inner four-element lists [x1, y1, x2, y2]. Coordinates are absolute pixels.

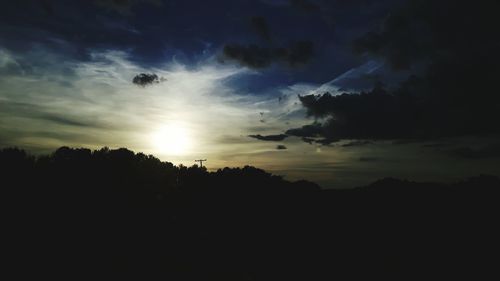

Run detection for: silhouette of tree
[[1, 147, 499, 280]]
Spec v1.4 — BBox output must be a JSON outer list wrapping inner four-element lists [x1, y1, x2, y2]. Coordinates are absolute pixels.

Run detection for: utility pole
[[194, 159, 207, 168]]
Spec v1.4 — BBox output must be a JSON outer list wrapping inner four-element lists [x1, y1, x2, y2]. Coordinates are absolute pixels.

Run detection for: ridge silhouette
[[1, 146, 499, 280]]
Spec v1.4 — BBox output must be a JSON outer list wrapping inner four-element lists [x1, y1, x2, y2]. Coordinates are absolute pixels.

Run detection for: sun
[[152, 123, 193, 156]]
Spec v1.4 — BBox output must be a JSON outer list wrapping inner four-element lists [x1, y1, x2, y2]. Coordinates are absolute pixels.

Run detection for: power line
[[194, 159, 207, 167]]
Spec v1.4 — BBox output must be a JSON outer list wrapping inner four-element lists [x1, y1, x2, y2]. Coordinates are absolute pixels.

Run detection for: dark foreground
[[2, 147, 500, 280]]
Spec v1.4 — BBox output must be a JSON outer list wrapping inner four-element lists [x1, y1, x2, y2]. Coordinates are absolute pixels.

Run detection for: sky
[[1, 0, 499, 188]]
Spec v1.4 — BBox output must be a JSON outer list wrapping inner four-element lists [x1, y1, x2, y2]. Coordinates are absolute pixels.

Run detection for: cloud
[[289, 62, 500, 142], [421, 143, 452, 148], [358, 157, 380, 162], [250, 16, 271, 42], [301, 137, 315, 144], [248, 134, 288, 141], [298, 0, 494, 141], [222, 41, 314, 69], [258, 0, 290, 7], [314, 138, 339, 146], [285, 123, 322, 138], [449, 145, 500, 160], [276, 145, 287, 150], [0, 48, 36, 76], [94, 0, 133, 14], [1, 48, 275, 159], [40, 0, 54, 16], [132, 73, 164, 87], [285, 123, 341, 145], [309, 60, 392, 94], [289, 0, 320, 13], [353, 0, 500, 73], [293, 85, 415, 140], [39, 114, 97, 127], [342, 140, 373, 147], [94, 0, 162, 15], [352, 0, 434, 69], [352, 0, 500, 70], [0, 101, 104, 128]]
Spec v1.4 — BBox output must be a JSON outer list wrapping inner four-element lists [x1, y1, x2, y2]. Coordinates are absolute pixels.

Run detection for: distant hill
[[1, 147, 499, 280]]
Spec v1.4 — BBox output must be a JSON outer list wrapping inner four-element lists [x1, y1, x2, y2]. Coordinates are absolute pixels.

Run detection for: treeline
[[1, 147, 499, 280]]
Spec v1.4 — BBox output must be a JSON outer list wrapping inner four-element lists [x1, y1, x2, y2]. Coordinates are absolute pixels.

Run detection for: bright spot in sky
[[152, 123, 193, 156]]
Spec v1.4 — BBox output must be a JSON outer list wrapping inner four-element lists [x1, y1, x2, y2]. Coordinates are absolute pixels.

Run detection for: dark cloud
[[0, 60, 28, 77], [342, 140, 373, 147], [353, 1, 500, 69], [0, 101, 104, 129], [449, 145, 500, 160], [314, 138, 339, 146], [285, 123, 340, 145], [301, 137, 315, 144], [289, 0, 320, 13], [352, 0, 430, 69], [40, 114, 96, 127], [94, 0, 162, 15], [222, 41, 314, 69], [291, 63, 500, 141], [132, 73, 164, 87], [294, 86, 418, 140], [285, 123, 323, 138], [353, 0, 500, 73], [248, 134, 288, 141], [94, 0, 135, 15], [391, 139, 425, 145], [0, 128, 99, 148], [358, 157, 380, 162], [421, 143, 452, 148], [40, 0, 54, 16], [298, 0, 495, 141], [250, 16, 271, 42], [222, 44, 281, 69], [276, 145, 287, 150], [286, 40, 315, 66], [297, 87, 410, 142]]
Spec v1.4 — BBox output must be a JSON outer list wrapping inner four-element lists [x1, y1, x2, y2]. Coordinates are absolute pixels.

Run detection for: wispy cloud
[[3, 45, 498, 189], [0, 47, 309, 163]]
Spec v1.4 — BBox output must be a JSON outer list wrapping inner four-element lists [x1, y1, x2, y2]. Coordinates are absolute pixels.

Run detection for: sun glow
[[152, 123, 193, 156]]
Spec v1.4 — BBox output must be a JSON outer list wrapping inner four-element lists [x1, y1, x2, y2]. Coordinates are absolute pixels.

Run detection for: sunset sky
[[1, 0, 499, 188]]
